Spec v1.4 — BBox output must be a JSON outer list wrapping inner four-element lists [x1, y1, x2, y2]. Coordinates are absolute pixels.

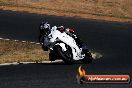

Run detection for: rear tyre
[[55, 45, 73, 64], [81, 52, 93, 64]]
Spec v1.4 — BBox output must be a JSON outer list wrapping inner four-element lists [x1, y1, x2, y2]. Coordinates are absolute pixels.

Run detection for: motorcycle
[[40, 26, 93, 64]]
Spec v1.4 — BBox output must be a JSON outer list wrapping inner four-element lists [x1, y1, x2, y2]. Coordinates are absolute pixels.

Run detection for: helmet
[[39, 22, 51, 35], [44, 22, 50, 29], [40, 22, 50, 30]]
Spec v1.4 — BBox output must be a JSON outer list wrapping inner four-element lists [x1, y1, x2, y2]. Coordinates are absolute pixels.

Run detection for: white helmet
[[40, 22, 50, 30]]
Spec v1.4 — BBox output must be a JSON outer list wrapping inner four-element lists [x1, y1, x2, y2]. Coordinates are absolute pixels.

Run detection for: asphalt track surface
[[0, 10, 132, 88]]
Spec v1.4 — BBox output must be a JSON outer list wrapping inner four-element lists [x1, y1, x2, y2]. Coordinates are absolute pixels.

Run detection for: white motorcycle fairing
[[48, 26, 85, 60]]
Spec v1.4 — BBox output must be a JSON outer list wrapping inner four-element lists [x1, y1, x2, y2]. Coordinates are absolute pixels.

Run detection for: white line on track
[[36, 43, 40, 45], [22, 41, 26, 43], [0, 62, 19, 66], [0, 60, 63, 66], [14, 40, 19, 42], [5, 39, 10, 41], [0, 37, 41, 45], [30, 42, 36, 44], [41, 60, 63, 63], [0, 38, 3, 40]]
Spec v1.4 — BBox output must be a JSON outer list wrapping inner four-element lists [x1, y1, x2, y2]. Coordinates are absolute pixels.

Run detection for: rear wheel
[[81, 52, 93, 64], [55, 45, 73, 64]]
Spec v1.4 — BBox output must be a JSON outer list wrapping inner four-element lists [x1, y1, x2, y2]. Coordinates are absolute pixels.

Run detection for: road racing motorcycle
[[40, 26, 93, 64]]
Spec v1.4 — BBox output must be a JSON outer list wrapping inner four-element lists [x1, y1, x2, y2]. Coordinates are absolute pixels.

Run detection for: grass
[[0, 39, 49, 63], [0, 0, 132, 22]]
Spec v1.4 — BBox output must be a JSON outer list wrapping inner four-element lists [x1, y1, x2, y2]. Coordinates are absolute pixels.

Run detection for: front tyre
[[55, 45, 73, 64], [49, 50, 57, 61]]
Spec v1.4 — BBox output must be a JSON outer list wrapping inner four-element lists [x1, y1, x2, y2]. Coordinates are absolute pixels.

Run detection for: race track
[[0, 10, 132, 88]]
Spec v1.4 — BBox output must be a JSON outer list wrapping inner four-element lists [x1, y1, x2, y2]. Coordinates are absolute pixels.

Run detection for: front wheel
[[55, 45, 73, 64], [49, 50, 57, 61], [81, 52, 93, 64], [42, 44, 48, 51]]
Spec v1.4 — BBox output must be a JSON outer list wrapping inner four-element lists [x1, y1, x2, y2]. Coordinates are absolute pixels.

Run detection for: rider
[[39, 22, 51, 51]]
